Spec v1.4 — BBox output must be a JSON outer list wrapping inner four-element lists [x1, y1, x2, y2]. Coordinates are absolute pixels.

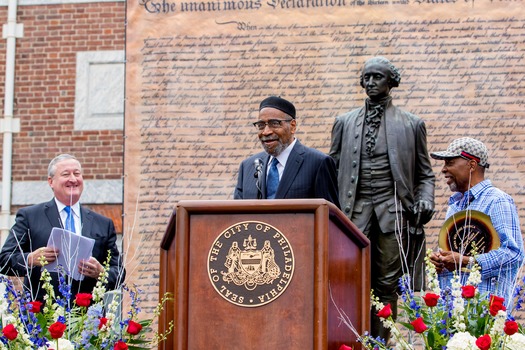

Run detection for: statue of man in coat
[[329, 56, 436, 344]]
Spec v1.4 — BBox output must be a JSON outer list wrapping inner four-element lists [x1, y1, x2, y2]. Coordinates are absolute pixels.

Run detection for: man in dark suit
[[329, 57, 435, 343], [234, 96, 340, 208], [0, 154, 125, 301]]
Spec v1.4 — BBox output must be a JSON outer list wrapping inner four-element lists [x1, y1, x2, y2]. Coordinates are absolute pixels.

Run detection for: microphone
[[254, 158, 263, 178], [254, 158, 263, 199]]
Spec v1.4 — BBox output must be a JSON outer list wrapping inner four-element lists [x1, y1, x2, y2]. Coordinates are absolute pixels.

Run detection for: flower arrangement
[[335, 249, 525, 350], [0, 255, 173, 350]]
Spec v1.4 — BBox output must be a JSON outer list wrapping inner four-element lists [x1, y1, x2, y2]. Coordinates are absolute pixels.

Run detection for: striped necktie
[[266, 158, 280, 199]]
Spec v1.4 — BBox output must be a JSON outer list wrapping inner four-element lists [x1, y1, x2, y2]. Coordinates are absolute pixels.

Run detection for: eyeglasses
[[252, 119, 293, 130]]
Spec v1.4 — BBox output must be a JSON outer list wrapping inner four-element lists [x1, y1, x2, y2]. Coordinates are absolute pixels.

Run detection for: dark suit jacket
[[0, 199, 125, 301], [234, 140, 341, 208], [329, 100, 435, 224], [329, 101, 435, 290]]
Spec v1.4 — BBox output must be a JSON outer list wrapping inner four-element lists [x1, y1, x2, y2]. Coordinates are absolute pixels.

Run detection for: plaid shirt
[[438, 179, 524, 306]]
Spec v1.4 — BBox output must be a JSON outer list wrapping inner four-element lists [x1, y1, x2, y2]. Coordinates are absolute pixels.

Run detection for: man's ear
[[289, 119, 297, 134]]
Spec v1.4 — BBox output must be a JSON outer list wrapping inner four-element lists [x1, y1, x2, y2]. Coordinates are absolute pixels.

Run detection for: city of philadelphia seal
[[207, 221, 295, 307]]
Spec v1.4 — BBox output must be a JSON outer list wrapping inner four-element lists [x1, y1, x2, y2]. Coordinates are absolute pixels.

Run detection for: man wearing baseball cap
[[429, 137, 524, 305]]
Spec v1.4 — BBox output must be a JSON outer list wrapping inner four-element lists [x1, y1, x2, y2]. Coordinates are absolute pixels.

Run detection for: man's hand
[[429, 250, 471, 273], [429, 251, 444, 273], [79, 257, 103, 279], [412, 200, 435, 227], [28, 247, 60, 267]]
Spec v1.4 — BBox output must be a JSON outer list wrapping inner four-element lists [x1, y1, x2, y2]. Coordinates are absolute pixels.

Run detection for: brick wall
[[0, 2, 125, 229], [0, 2, 125, 182]]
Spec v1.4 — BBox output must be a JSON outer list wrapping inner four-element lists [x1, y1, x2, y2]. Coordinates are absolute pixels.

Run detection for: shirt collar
[[448, 179, 492, 206], [271, 138, 297, 167], [55, 198, 81, 217]]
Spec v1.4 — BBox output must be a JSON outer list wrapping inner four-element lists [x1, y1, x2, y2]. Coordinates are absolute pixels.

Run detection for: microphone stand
[[254, 159, 263, 199]]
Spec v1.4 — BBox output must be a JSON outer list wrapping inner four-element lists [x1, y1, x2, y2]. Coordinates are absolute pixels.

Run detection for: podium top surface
[[161, 199, 369, 250]]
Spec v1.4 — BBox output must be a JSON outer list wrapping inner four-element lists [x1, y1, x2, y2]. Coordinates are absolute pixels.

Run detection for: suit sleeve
[[314, 156, 341, 209], [328, 116, 344, 170], [414, 120, 435, 218], [104, 219, 126, 290], [0, 208, 35, 276], [233, 161, 245, 199]]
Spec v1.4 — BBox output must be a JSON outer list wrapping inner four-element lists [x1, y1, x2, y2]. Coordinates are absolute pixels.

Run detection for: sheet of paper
[[44, 227, 95, 281]]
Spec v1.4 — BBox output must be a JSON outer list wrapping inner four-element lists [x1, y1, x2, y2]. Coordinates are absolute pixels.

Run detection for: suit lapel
[[44, 200, 62, 228], [80, 206, 93, 238], [261, 154, 271, 199], [383, 102, 401, 168], [276, 141, 304, 199]]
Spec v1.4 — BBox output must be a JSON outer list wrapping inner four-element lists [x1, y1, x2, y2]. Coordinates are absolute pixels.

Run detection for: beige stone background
[[124, 0, 525, 324]]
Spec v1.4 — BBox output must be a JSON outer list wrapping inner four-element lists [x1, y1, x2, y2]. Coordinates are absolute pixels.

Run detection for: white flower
[[54, 306, 65, 317], [107, 298, 120, 315], [466, 262, 482, 286], [47, 338, 75, 350], [425, 249, 441, 294], [381, 317, 394, 329], [0, 299, 7, 314], [3, 314, 16, 324], [507, 333, 525, 350], [93, 284, 106, 301], [446, 331, 478, 349], [20, 332, 33, 346], [453, 319, 466, 332], [490, 310, 506, 336]]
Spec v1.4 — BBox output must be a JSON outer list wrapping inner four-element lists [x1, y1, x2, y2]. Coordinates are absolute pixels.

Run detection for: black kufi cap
[[259, 96, 296, 119]]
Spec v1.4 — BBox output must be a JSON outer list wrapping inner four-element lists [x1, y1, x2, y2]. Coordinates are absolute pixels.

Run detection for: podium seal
[[438, 210, 500, 255], [208, 221, 295, 307]]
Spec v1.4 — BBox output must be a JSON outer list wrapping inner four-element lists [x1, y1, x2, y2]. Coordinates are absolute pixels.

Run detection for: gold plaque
[[208, 221, 295, 308], [439, 210, 500, 255]]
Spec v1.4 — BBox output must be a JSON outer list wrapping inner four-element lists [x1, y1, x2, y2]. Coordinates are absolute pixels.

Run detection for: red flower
[[339, 345, 352, 350], [126, 320, 143, 335], [75, 293, 92, 307], [461, 285, 476, 299], [114, 340, 129, 350], [2, 324, 18, 341], [98, 317, 108, 330], [27, 301, 43, 313], [422, 293, 440, 307], [410, 317, 428, 333], [490, 295, 505, 303], [504, 320, 519, 335], [376, 304, 392, 319], [476, 334, 491, 350], [48, 322, 66, 339], [489, 295, 506, 316]]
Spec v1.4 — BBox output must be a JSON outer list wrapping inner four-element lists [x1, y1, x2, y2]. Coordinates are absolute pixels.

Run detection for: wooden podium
[[159, 199, 370, 349]]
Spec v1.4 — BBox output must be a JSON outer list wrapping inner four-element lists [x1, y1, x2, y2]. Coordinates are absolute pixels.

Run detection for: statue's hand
[[412, 200, 434, 227]]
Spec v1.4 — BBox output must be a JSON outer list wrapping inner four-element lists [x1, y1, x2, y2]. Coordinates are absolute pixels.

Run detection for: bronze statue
[[329, 56, 435, 343]]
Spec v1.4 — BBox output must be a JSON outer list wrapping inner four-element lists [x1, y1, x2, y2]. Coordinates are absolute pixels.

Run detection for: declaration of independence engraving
[[208, 221, 295, 307], [125, 1, 525, 313]]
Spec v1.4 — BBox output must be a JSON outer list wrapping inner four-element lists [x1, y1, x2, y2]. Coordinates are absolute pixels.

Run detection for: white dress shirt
[[55, 198, 81, 234]]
